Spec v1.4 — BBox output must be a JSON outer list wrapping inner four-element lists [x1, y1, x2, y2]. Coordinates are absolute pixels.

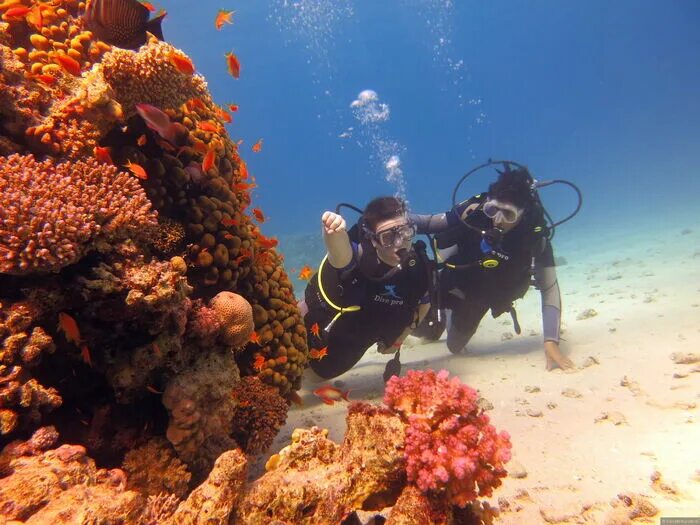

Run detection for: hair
[[362, 196, 407, 231], [488, 166, 536, 209]]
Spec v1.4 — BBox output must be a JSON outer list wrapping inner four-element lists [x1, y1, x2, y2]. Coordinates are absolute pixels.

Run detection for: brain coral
[[210, 291, 254, 348], [0, 154, 157, 275]]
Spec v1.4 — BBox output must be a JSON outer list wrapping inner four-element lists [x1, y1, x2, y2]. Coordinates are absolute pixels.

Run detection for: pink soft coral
[[384, 369, 511, 507]]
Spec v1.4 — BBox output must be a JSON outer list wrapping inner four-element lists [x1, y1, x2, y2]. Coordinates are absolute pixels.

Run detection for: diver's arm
[[409, 211, 460, 235], [321, 211, 353, 269]]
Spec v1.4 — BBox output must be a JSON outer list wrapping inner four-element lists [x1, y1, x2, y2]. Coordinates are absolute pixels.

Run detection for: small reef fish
[[238, 160, 249, 180], [135, 103, 179, 144], [186, 97, 208, 113], [215, 107, 232, 123], [228, 104, 239, 112], [146, 385, 162, 394], [225, 51, 240, 78], [308, 347, 327, 360], [169, 52, 195, 75], [251, 139, 263, 153], [80, 343, 92, 367], [94, 146, 113, 164], [252, 208, 265, 223], [83, 0, 166, 50], [58, 312, 81, 346], [198, 121, 219, 133], [3, 5, 31, 17], [313, 385, 349, 405], [32, 74, 57, 85], [221, 217, 238, 227], [257, 236, 278, 250], [233, 181, 256, 192], [214, 9, 234, 30], [298, 265, 313, 281], [137, 133, 147, 146], [310, 323, 320, 338], [249, 331, 260, 345], [202, 148, 216, 172], [139, 0, 155, 12], [252, 354, 265, 371], [54, 54, 81, 75], [152, 341, 161, 357], [124, 159, 148, 179]]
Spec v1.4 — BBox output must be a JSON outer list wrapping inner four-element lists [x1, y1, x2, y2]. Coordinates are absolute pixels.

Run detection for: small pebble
[[581, 356, 600, 368], [501, 332, 514, 341], [546, 402, 558, 409], [508, 461, 528, 479], [526, 408, 543, 417], [562, 388, 582, 399], [524, 385, 541, 393], [576, 308, 598, 320]]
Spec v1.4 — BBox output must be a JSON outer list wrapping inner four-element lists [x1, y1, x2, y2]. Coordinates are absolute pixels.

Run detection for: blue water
[[162, 0, 700, 283]]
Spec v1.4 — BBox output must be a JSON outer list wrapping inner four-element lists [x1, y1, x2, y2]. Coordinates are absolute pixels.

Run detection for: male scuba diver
[[299, 196, 433, 381], [413, 161, 581, 371]]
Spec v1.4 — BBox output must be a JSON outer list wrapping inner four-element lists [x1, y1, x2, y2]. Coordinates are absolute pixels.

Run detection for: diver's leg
[[308, 316, 375, 380], [411, 305, 446, 341], [446, 299, 488, 354]]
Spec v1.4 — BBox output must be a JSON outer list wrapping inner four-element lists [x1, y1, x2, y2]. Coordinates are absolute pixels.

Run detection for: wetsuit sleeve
[[533, 240, 561, 343], [409, 211, 460, 235]]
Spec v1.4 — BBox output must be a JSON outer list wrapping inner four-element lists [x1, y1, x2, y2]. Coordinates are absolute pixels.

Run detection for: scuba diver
[[413, 161, 582, 371], [299, 196, 433, 381]]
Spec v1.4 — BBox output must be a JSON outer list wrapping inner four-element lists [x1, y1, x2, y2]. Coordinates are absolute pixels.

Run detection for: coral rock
[[210, 291, 254, 348], [122, 437, 192, 499]]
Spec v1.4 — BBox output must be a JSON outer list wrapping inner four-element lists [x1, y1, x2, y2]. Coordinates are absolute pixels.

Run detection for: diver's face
[[371, 216, 414, 266], [484, 199, 524, 232]]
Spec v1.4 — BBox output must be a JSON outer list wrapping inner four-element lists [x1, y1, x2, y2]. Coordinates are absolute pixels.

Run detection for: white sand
[[261, 217, 700, 521]]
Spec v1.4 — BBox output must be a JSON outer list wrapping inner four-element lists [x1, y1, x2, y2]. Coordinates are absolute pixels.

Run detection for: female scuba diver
[[299, 196, 433, 381], [413, 162, 577, 371]]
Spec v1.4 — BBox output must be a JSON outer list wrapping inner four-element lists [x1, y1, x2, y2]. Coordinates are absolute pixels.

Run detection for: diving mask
[[373, 223, 417, 249], [483, 199, 523, 224]]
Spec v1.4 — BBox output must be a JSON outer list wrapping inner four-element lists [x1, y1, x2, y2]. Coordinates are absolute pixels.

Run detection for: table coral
[[0, 154, 157, 275], [384, 370, 512, 508]]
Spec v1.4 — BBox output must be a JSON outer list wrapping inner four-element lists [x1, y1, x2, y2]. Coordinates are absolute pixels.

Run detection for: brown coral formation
[[0, 301, 61, 436], [122, 437, 191, 499], [211, 291, 254, 348], [229, 376, 288, 455], [0, 154, 157, 275]]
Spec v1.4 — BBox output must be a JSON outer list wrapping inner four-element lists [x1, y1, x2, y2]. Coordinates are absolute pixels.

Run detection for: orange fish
[[225, 51, 240, 78], [146, 385, 163, 394], [79, 343, 92, 367], [198, 121, 219, 133], [3, 6, 31, 17], [223, 233, 235, 240], [54, 54, 81, 76], [57, 312, 81, 346], [313, 384, 349, 405], [26, 4, 43, 30], [33, 73, 56, 85], [298, 265, 313, 281], [191, 140, 208, 154], [169, 52, 194, 75], [233, 181, 256, 192], [140, 0, 155, 11], [309, 346, 328, 360], [214, 8, 233, 30], [137, 134, 147, 146], [252, 139, 263, 153], [202, 147, 216, 172], [215, 107, 232, 123], [157, 138, 176, 152], [221, 217, 239, 227], [187, 97, 207, 112], [152, 342, 161, 357], [239, 160, 249, 180], [252, 208, 265, 223], [124, 160, 148, 180], [253, 354, 265, 371], [228, 104, 239, 112], [94, 146, 113, 165], [249, 331, 260, 345], [310, 322, 320, 338]]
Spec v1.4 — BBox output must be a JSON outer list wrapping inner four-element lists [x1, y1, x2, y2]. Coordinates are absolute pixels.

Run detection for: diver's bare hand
[[321, 211, 346, 235], [544, 340, 574, 371], [377, 341, 400, 354]]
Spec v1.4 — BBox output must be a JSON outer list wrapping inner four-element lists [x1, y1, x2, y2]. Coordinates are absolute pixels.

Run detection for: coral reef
[[161, 351, 240, 476], [229, 376, 288, 455], [384, 369, 512, 507], [0, 301, 61, 437], [211, 291, 254, 348], [0, 154, 157, 275], [122, 437, 191, 499]]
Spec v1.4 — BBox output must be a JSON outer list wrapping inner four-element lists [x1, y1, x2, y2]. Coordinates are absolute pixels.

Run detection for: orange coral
[[210, 291, 254, 348]]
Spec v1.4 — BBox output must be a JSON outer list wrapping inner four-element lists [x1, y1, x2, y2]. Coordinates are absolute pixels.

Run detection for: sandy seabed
[[262, 216, 700, 522]]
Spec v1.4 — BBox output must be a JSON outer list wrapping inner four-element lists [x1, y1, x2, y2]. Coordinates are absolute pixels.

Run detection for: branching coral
[[229, 376, 287, 455], [0, 154, 157, 275], [0, 301, 61, 437], [384, 370, 512, 507]]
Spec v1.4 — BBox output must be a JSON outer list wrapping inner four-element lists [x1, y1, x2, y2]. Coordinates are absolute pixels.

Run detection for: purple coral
[[384, 369, 512, 507], [0, 153, 157, 275]]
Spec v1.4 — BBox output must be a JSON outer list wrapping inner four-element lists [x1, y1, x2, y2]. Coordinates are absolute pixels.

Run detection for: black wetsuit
[[413, 194, 561, 353], [303, 228, 431, 379]]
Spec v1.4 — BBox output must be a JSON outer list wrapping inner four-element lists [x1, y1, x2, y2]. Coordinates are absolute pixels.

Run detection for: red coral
[[384, 369, 512, 507], [186, 299, 222, 342]]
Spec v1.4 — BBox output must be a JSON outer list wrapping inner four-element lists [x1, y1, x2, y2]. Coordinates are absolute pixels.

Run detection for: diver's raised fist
[[321, 211, 346, 234]]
